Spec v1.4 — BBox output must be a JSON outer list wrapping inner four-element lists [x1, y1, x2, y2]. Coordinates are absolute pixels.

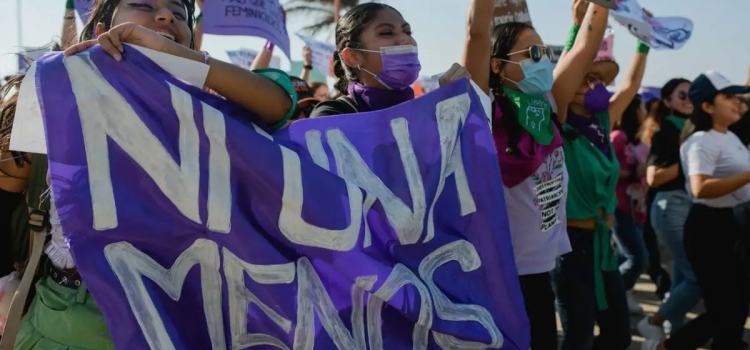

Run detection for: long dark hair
[[80, 0, 196, 48], [655, 78, 690, 123], [331, 3, 400, 96], [489, 22, 565, 155], [614, 95, 642, 145], [680, 95, 715, 144]]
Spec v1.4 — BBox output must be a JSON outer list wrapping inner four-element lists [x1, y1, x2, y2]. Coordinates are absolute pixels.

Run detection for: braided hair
[[332, 3, 400, 96], [489, 22, 568, 155], [81, 0, 197, 49]]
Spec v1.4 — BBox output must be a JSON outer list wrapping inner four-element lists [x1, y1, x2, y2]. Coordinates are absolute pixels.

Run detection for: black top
[[730, 110, 750, 146], [309, 96, 360, 118], [647, 119, 686, 192]]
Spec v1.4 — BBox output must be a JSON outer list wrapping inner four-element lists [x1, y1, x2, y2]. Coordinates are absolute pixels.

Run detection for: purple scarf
[[565, 110, 611, 157], [348, 82, 414, 112], [493, 100, 563, 188]]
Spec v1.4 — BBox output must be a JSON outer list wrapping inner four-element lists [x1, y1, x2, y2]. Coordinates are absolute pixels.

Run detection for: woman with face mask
[[309, 3, 470, 117], [549, 2, 650, 349], [643, 71, 750, 350], [460, 0, 610, 348], [0, 0, 298, 348], [638, 78, 701, 340]]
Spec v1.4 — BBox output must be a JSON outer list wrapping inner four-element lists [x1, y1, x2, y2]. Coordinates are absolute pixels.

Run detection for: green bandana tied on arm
[[502, 86, 556, 145], [562, 111, 620, 310]]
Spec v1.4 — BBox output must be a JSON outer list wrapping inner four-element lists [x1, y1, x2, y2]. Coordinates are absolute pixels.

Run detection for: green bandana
[[502, 86, 555, 145], [666, 115, 687, 131]]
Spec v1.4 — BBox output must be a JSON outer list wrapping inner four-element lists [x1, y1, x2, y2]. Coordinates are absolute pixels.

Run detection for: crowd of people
[[0, 0, 749, 349]]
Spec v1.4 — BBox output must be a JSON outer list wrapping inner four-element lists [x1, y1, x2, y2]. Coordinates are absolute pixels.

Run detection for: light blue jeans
[[650, 190, 701, 331]]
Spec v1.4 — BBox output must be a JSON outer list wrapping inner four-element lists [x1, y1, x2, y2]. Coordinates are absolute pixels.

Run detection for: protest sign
[[611, 0, 693, 50], [202, 0, 291, 58], [25, 46, 530, 349], [493, 0, 532, 26], [296, 34, 335, 78], [74, 0, 94, 23], [226, 48, 281, 69]]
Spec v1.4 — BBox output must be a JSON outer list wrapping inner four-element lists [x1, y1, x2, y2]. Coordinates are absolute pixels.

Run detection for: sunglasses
[[676, 91, 688, 100], [507, 45, 555, 63]]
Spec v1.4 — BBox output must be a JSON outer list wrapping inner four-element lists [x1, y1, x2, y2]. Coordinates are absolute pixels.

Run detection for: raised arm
[[250, 41, 275, 70], [300, 46, 313, 82], [62, 1, 78, 49], [552, 1, 609, 122], [460, 0, 495, 95], [608, 42, 649, 127]]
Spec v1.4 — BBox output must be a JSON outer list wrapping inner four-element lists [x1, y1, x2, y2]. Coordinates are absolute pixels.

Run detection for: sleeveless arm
[[461, 0, 495, 95]]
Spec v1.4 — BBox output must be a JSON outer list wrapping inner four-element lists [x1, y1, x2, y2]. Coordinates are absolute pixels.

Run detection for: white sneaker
[[628, 291, 645, 315], [638, 317, 666, 341], [641, 339, 660, 350]]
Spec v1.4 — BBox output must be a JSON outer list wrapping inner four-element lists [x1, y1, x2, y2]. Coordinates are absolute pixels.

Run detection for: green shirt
[[562, 111, 620, 310]]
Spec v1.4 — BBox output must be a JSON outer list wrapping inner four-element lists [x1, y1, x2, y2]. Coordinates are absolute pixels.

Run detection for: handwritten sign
[[226, 48, 281, 69], [74, 0, 94, 23], [202, 0, 291, 58], [28, 47, 530, 350], [612, 0, 693, 50], [493, 0, 532, 26], [296, 34, 335, 78]]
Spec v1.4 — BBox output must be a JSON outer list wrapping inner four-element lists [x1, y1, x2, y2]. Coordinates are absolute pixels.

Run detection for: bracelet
[[636, 40, 651, 54], [63, 16, 75, 20], [564, 25, 580, 51], [200, 51, 210, 65], [65, 0, 75, 9], [303, 64, 313, 70]]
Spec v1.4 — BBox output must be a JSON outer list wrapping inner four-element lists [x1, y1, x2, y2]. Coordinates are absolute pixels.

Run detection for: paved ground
[[553, 274, 750, 350]]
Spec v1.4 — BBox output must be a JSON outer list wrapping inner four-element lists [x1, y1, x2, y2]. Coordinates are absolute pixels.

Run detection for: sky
[[1, 0, 748, 89]]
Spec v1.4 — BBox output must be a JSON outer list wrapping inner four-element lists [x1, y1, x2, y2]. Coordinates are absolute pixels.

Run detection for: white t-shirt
[[503, 147, 571, 275], [681, 130, 750, 208]]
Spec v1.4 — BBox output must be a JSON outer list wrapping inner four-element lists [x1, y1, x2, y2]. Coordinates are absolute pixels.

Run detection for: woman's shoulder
[[309, 97, 358, 118]]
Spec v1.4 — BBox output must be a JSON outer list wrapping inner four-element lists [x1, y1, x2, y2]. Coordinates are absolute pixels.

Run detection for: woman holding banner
[[461, 0, 612, 347], [550, 0, 650, 348], [0, 0, 300, 348], [309, 3, 470, 117]]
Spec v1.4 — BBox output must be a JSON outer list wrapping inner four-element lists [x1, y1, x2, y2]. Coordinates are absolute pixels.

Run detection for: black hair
[[680, 93, 719, 144], [81, 0, 196, 49], [332, 3, 400, 96], [655, 78, 690, 123], [614, 95, 643, 145], [489, 22, 567, 155]]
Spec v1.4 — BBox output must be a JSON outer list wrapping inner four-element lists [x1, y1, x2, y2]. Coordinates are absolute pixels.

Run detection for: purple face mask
[[356, 45, 421, 90], [584, 83, 611, 114]]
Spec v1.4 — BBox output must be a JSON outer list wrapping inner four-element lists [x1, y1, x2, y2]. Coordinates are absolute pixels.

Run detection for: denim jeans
[[613, 209, 648, 290], [650, 190, 701, 331], [552, 227, 632, 350]]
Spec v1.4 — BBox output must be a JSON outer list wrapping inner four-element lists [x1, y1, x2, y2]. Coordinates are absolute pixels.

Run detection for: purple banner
[[202, 0, 290, 58], [33, 47, 528, 350], [75, 0, 94, 24]]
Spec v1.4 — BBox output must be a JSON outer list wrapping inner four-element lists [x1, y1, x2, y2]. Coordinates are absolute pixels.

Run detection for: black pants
[[0, 189, 23, 277], [519, 272, 558, 350], [665, 204, 750, 350]]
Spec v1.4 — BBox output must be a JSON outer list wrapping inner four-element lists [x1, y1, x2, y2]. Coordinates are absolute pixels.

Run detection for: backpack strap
[[0, 154, 49, 350]]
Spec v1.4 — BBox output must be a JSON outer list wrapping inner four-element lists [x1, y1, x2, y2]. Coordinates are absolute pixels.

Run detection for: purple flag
[[32, 47, 528, 350], [75, 0, 94, 24], [202, 0, 290, 58]]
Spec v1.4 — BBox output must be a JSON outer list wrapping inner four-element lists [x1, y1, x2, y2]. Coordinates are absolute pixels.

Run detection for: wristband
[[264, 41, 275, 51], [195, 12, 202, 23], [564, 25, 580, 52], [303, 64, 313, 70], [636, 40, 651, 54], [66, 0, 75, 9]]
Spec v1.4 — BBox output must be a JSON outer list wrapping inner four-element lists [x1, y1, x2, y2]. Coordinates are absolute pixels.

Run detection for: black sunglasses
[[508, 45, 555, 63], [676, 91, 688, 100]]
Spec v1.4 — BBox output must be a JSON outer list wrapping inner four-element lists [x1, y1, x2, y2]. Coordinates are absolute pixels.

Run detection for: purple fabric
[[493, 100, 563, 188], [35, 47, 530, 350], [348, 82, 415, 112], [74, 0, 93, 23], [201, 0, 290, 58], [566, 110, 611, 157], [583, 83, 611, 114], [371, 50, 421, 90]]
